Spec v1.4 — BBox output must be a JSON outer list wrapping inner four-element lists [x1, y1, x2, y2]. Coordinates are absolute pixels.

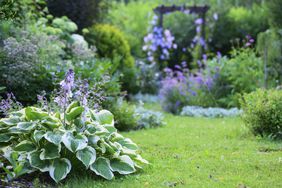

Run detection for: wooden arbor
[[154, 4, 210, 47]]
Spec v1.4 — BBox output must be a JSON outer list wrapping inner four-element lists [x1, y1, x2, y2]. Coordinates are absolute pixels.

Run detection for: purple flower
[[195, 18, 203, 25], [55, 69, 75, 108]]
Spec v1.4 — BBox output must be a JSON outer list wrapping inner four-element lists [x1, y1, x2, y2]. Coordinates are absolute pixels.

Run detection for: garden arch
[[154, 4, 210, 56]]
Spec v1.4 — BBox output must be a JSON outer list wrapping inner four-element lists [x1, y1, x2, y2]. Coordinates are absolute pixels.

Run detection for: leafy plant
[[240, 89, 282, 139], [0, 70, 147, 183]]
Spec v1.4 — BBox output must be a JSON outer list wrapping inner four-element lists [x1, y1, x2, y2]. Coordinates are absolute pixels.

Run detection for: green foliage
[[85, 24, 138, 93], [0, 27, 64, 104], [267, 0, 282, 28], [208, 48, 264, 107], [0, 0, 46, 23], [241, 89, 282, 139], [106, 99, 138, 131], [0, 103, 147, 183], [211, 4, 268, 54]]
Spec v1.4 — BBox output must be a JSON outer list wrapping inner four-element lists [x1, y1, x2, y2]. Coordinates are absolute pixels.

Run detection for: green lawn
[[61, 109, 282, 188]]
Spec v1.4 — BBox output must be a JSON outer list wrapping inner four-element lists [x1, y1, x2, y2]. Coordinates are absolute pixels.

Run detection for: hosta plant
[[0, 103, 148, 183], [0, 69, 147, 183]]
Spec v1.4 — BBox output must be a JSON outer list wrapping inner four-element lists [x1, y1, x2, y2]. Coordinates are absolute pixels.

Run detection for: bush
[[159, 64, 216, 114], [206, 47, 264, 107], [84, 24, 137, 93], [241, 89, 282, 139], [106, 99, 138, 131], [0, 30, 64, 104]]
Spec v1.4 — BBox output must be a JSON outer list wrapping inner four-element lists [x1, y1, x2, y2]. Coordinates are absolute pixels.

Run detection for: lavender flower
[[54, 69, 75, 109], [0, 93, 22, 116]]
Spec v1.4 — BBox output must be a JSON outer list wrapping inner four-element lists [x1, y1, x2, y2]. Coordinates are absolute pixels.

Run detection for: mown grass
[[60, 107, 282, 188]]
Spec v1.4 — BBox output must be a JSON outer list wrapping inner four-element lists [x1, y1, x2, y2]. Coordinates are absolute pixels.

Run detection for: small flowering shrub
[[180, 106, 242, 118], [159, 63, 216, 114], [241, 89, 282, 139], [0, 70, 147, 183]]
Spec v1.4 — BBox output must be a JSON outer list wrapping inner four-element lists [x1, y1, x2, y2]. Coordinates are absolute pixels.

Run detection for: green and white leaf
[[94, 110, 114, 125], [14, 140, 36, 152], [76, 146, 96, 168], [110, 155, 136, 175], [62, 132, 88, 152], [44, 131, 62, 145], [0, 133, 13, 143], [118, 138, 138, 150], [90, 157, 114, 180], [17, 122, 36, 131], [33, 130, 45, 143], [28, 151, 50, 172], [49, 158, 71, 183], [40, 142, 61, 160]]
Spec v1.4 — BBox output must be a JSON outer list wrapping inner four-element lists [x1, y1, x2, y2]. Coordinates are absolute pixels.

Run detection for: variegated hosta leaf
[[0, 117, 21, 126], [66, 106, 84, 121], [14, 140, 36, 152], [90, 157, 114, 180], [62, 132, 88, 152], [133, 154, 149, 165], [94, 110, 114, 125], [44, 131, 62, 145], [17, 122, 36, 131], [28, 151, 50, 172], [33, 130, 45, 143], [49, 158, 71, 183], [110, 155, 136, 175], [0, 133, 13, 142], [40, 142, 61, 160], [76, 146, 96, 168], [117, 138, 138, 150], [25, 107, 49, 121]]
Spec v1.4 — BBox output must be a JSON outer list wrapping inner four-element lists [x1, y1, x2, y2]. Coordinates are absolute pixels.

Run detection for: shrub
[[241, 89, 282, 139], [206, 47, 264, 107], [106, 99, 138, 132], [0, 30, 64, 104], [84, 24, 137, 93], [159, 64, 216, 114]]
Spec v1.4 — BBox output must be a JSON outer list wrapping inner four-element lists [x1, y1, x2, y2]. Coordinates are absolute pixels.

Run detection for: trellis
[[154, 4, 210, 53]]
